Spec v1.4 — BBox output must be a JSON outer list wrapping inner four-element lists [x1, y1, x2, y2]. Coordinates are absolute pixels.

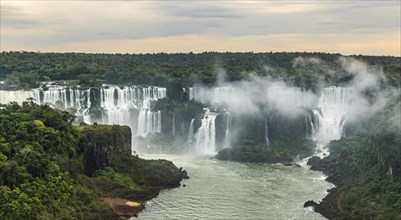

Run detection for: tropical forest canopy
[[1, 51, 400, 90]]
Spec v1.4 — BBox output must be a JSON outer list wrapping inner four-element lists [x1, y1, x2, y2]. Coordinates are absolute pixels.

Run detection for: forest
[[1, 51, 400, 91], [0, 51, 400, 219], [0, 102, 187, 219]]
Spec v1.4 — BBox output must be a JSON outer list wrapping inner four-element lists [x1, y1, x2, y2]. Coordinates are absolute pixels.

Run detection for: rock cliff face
[[77, 124, 189, 218], [78, 124, 132, 175]]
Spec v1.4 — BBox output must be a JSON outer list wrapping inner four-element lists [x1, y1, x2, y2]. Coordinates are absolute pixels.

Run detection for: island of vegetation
[[0, 102, 188, 219]]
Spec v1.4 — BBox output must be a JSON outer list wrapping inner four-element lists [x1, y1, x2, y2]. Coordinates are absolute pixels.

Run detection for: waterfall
[[223, 112, 232, 148], [0, 87, 92, 119], [311, 86, 357, 157], [188, 88, 194, 100], [305, 115, 309, 138], [0, 90, 32, 104], [137, 109, 161, 137], [0, 84, 166, 138], [99, 85, 166, 137], [187, 118, 195, 143], [313, 87, 356, 144], [305, 113, 317, 138], [264, 116, 270, 149], [194, 109, 217, 155], [172, 113, 176, 137]]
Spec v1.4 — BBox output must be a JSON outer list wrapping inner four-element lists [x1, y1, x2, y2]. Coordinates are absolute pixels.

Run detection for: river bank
[[304, 134, 401, 220]]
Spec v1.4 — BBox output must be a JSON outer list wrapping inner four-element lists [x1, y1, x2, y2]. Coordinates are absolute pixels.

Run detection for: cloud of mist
[[338, 57, 387, 121], [194, 75, 318, 117], [292, 57, 322, 68], [339, 57, 384, 91], [194, 57, 389, 123]]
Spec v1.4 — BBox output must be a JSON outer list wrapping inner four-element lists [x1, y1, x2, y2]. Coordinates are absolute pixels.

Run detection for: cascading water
[[0, 86, 92, 119], [223, 112, 232, 148], [188, 88, 194, 100], [99, 85, 165, 137], [194, 108, 217, 155], [0, 90, 33, 104], [187, 118, 195, 143], [137, 110, 162, 137], [264, 116, 270, 149], [0, 84, 166, 139], [311, 86, 357, 157], [172, 113, 176, 137]]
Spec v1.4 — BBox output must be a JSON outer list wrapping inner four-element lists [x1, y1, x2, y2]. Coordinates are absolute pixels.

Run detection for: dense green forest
[[1, 51, 400, 90], [0, 102, 187, 219], [0, 51, 400, 219]]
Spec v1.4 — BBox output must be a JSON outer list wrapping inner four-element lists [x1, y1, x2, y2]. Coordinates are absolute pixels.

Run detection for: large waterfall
[[311, 86, 357, 157], [98, 85, 165, 136], [313, 87, 356, 143], [1, 84, 358, 156], [194, 108, 217, 155], [0, 85, 166, 139], [0, 87, 92, 116]]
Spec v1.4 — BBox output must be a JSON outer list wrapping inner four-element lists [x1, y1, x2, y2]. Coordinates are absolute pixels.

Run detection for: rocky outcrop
[[78, 124, 132, 175]]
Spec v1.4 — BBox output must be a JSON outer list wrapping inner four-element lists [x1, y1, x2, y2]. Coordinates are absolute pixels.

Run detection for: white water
[[311, 86, 357, 157], [188, 87, 194, 100], [264, 116, 270, 149], [0, 84, 166, 139], [223, 112, 232, 148], [99, 85, 165, 137], [194, 109, 217, 155], [137, 110, 161, 137], [172, 113, 176, 137], [0, 86, 91, 116], [187, 118, 195, 143]]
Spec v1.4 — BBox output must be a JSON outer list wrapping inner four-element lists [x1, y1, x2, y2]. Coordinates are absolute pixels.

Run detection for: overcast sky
[[1, 1, 400, 55]]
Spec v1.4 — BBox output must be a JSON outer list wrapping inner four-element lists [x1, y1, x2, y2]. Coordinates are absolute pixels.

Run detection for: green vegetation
[[0, 102, 187, 219], [1, 52, 399, 90], [308, 94, 401, 220], [216, 138, 315, 163], [0, 51, 399, 219]]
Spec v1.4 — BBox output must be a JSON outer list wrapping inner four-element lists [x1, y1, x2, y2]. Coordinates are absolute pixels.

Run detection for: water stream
[[135, 154, 333, 220]]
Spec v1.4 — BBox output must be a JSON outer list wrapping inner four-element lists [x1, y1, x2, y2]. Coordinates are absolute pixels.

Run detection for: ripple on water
[[135, 154, 333, 220]]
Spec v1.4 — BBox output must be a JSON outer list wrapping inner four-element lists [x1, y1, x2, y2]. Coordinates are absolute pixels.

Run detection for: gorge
[[1, 52, 399, 219]]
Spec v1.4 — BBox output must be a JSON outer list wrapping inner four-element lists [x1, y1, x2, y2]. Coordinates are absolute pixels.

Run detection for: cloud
[[1, 1, 399, 55]]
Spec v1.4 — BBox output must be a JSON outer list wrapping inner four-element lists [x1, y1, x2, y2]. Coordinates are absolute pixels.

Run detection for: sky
[[1, 1, 400, 56]]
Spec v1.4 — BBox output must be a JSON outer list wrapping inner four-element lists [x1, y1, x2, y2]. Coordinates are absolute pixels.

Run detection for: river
[[135, 154, 333, 220]]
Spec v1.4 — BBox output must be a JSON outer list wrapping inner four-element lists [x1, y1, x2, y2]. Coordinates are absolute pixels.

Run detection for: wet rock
[[304, 200, 318, 208], [179, 168, 190, 179], [307, 156, 322, 170]]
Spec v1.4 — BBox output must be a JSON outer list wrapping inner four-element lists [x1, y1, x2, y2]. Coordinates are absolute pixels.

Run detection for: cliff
[[0, 103, 188, 219], [78, 124, 132, 175]]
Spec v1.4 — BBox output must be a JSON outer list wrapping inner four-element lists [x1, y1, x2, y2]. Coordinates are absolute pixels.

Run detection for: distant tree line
[[1, 51, 400, 90]]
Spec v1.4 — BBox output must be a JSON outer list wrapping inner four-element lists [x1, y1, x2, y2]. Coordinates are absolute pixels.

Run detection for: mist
[[337, 57, 387, 122], [194, 75, 317, 117], [193, 57, 389, 126]]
